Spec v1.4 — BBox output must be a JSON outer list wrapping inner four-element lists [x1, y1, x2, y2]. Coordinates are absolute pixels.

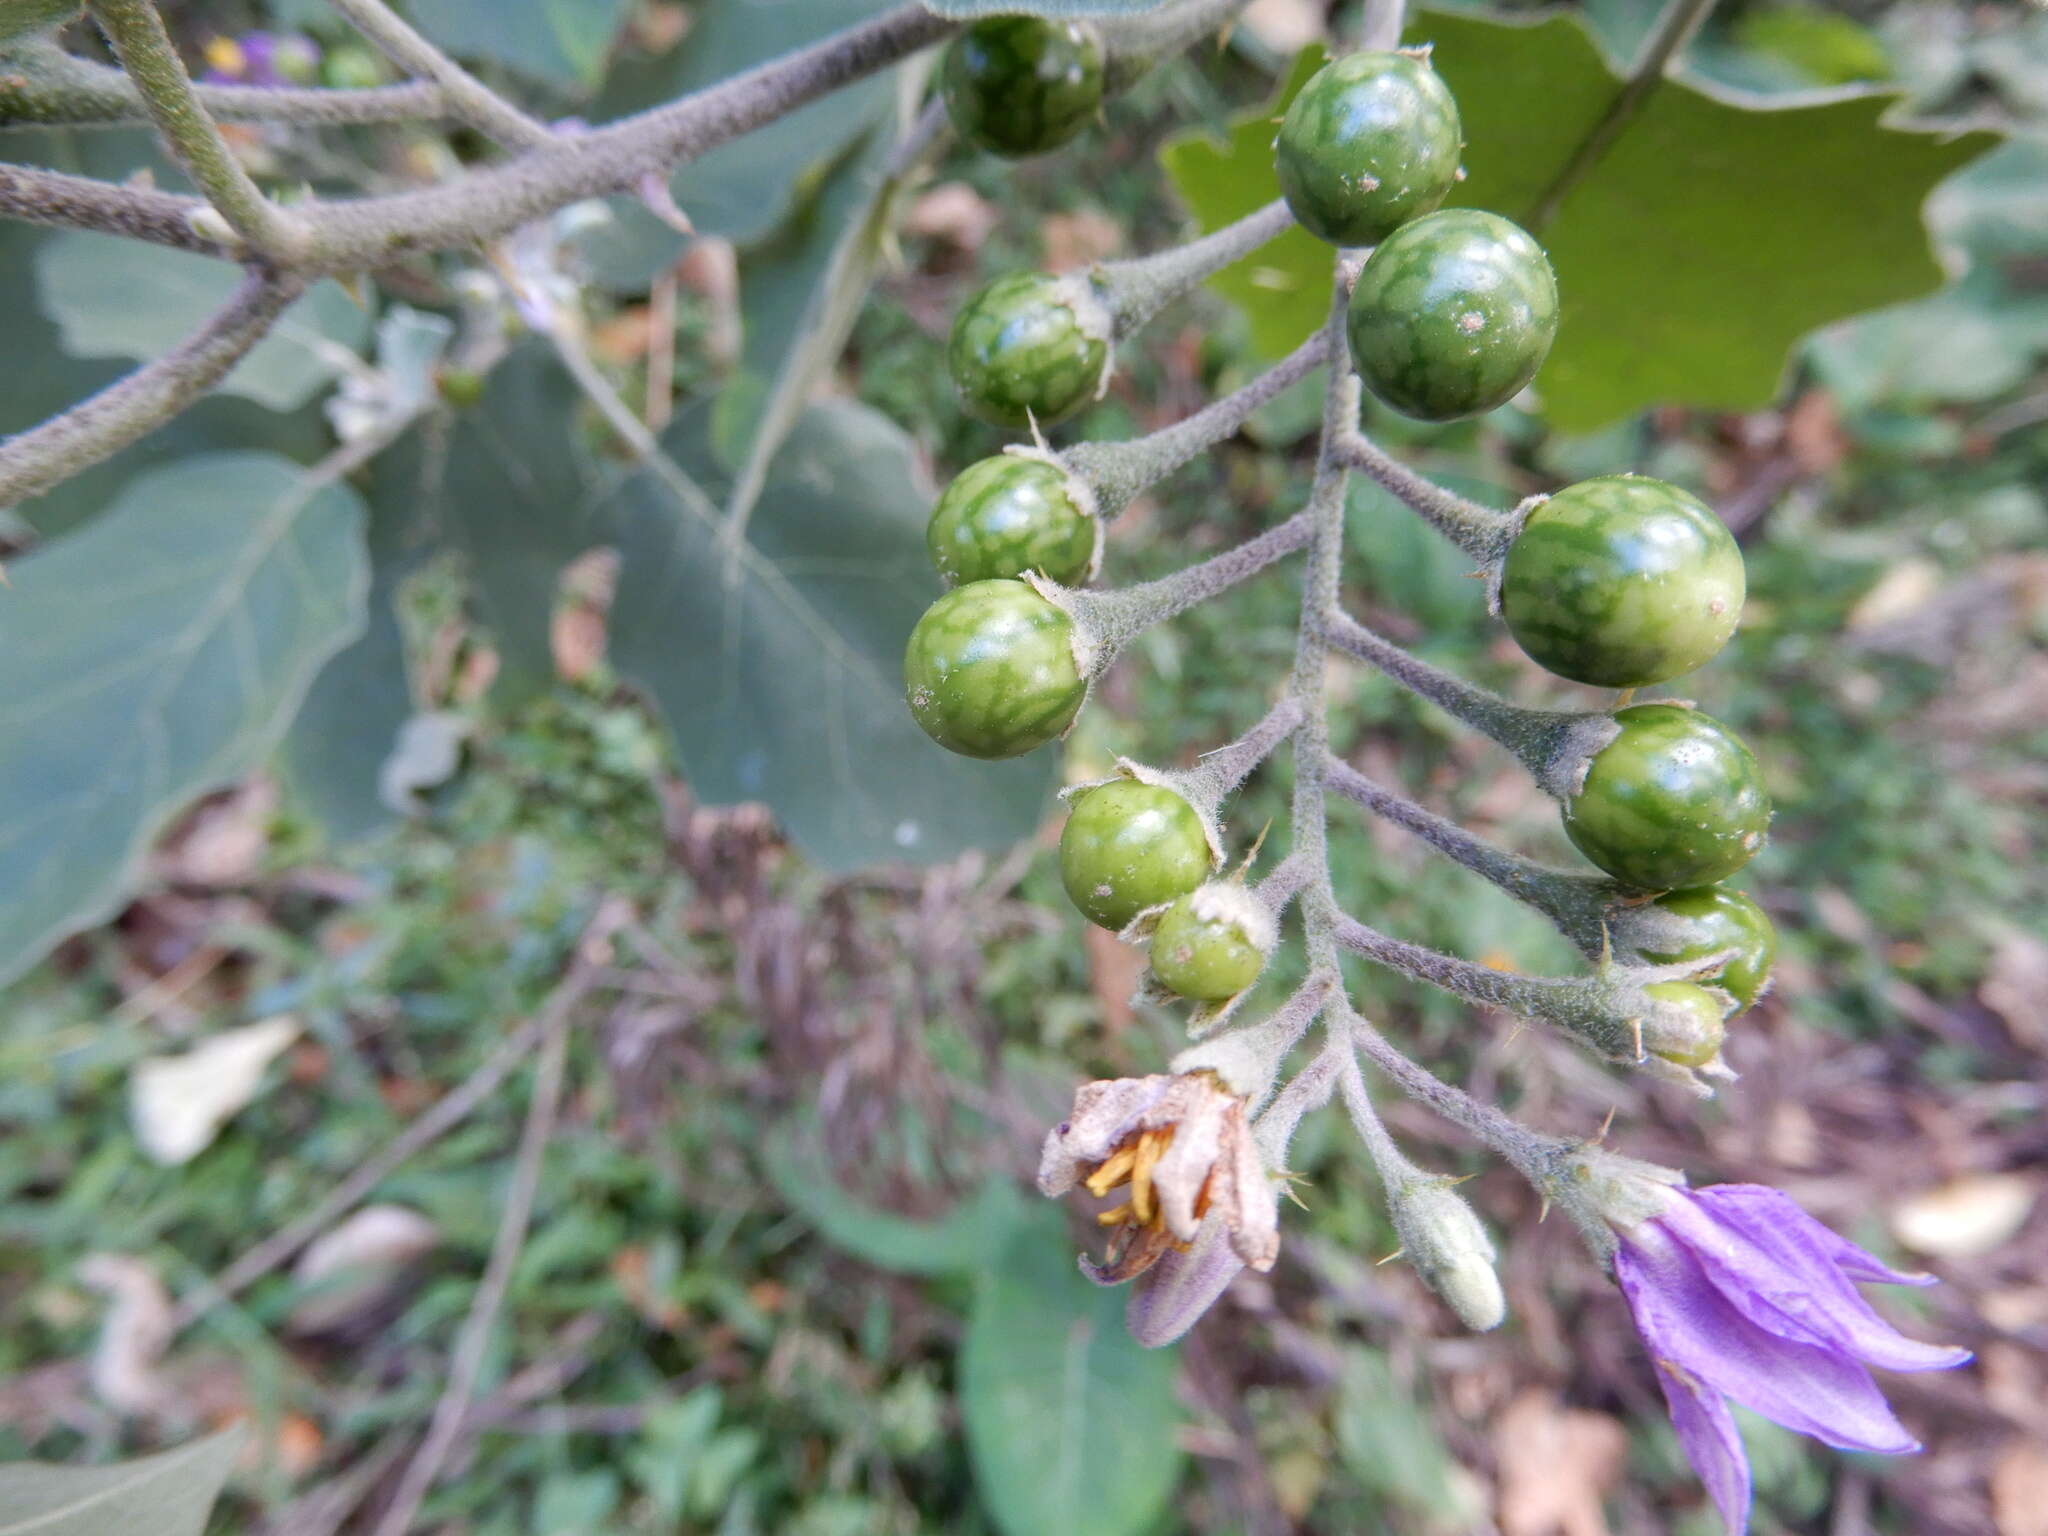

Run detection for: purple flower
[[201, 32, 320, 88], [1614, 1183, 1971, 1534]]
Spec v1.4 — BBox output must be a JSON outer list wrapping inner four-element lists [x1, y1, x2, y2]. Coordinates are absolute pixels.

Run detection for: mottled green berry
[[904, 580, 1084, 760], [1643, 981, 1728, 1068], [940, 16, 1105, 159], [948, 272, 1111, 430], [1274, 51, 1463, 247], [1563, 704, 1771, 891], [927, 454, 1098, 586], [1059, 781, 1214, 931], [1348, 209, 1558, 421], [1638, 886, 1778, 1011], [1150, 884, 1272, 1001], [1502, 476, 1746, 688]]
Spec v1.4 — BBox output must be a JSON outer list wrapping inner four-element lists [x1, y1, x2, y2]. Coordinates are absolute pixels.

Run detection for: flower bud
[[1390, 1176, 1506, 1332]]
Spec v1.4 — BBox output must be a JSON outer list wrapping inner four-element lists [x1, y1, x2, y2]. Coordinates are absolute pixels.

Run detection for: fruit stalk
[[1329, 424, 1520, 562], [1092, 199, 1296, 337]]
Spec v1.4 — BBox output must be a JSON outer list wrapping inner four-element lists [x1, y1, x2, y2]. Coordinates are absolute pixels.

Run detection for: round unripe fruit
[[1348, 209, 1558, 421], [1274, 51, 1463, 247], [940, 16, 1105, 159], [1643, 981, 1727, 1068], [1563, 704, 1771, 891], [948, 272, 1110, 430], [1150, 885, 1272, 1001], [904, 580, 1084, 760], [321, 42, 385, 90], [927, 455, 1097, 586], [1059, 782, 1213, 931], [1638, 886, 1778, 1011], [1502, 476, 1746, 688]]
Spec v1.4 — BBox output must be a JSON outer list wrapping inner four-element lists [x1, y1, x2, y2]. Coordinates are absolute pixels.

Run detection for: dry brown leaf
[[1494, 1388, 1626, 1536], [1042, 209, 1123, 271], [1993, 1441, 2048, 1536], [288, 1205, 440, 1336], [130, 1015, 301, 1166], [1891, 1174, 2037, 1260], [153, 777, 277, 887], [78, 1254, 174, 1416], [1084, 923, 1143, 1038], [1239, 0, 1327, 53], [1847, 558, 1943, 632], [1981, 927, 2048, 1049], [903, 182, 999, 252]]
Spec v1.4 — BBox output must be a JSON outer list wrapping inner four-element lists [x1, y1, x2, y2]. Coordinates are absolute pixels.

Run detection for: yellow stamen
[[1129, 1126, 1170, 1225], [1095, 1202, 1134, 1227], [1084, 1144, 1138, 1197]]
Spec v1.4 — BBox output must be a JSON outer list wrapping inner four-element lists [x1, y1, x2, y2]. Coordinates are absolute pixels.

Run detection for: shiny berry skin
[[927, 455, 1097, 586], [1273, 52, 1463, 247], [1638, 886, 1778, 1011], [940, 16, 1105, 159], [1150, 888, 1268, 1001], [1563, 704, 1771, 891], [1059, 782, 1214, 931], [1347, 209, 1558, 421], [948, 272, 1110, 430], [1501, 476, 1746, 688], [1643, 982, 1727, 1068], [904, 580, 1084, 760]]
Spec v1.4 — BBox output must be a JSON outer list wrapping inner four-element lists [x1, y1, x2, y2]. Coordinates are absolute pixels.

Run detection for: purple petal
[[1692, 1185, 1936, 1286], [1125, 1220, 1243, 1347], [1617, 1226, 1918, 1454], [1650, 1359, 1751, 1536], [1668, 1189, 1972, 1375]]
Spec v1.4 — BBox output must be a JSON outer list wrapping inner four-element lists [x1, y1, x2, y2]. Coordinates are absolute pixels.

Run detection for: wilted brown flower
[[1038, 1071, 1279, 1283]]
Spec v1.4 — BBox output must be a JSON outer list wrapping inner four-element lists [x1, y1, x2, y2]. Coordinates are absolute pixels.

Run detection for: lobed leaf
[[33, 230, 371, 412], [0, 453, 368, 989], [1161, 14, 1999, 430], [923, 0, 1172, 13], [960, 1209, 1184, 1536], [0, 1410, 243, 1536]]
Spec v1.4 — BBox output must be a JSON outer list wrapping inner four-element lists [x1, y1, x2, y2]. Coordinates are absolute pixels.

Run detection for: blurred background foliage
[[0, 0, 2043, 1533]]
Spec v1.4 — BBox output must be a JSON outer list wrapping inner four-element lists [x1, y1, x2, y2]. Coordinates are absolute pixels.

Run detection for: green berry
[[1059, 781, 1214, 931], [1502, 476, 1746, 688], [1637, 886, 1778, 1011], [321, 42, 386, 90], [904, 580, 1085, 760], [1274, 51, 1463, 247], [1150, 884, 1271, 1001], [1643, 981, 1727, 1068], [1347, 209, 1558, 421], [948, 272, 1111, 430], [940, 16, 1105, 159], [927, 454, 1097, 586], [1563, 704, 1771, 891]]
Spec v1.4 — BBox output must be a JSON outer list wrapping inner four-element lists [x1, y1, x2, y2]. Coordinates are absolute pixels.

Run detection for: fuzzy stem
[[1341, 1006, 1571, 1185], [0, 268, 302, 507], [1055, 509, 1312, 673], [1060, 327, 1332, 517], [1334, 1043, 1419, 1181], [1092, 200, 1295, 338], [1330, 425, 1519, 563], [0, 43, 453, 127], [0, 160, 227, 253], [1321, 609, 1617, 798], [1250, 1033, 1347, 1165], [1192, 696, 1306, 800], [327, 0, 553, 149], [85, 0, 307, 257], [1322, 754, 1619, 955]]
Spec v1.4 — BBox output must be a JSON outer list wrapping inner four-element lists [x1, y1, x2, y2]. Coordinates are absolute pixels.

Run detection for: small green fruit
[[904, 579, 1084, 760], [927, 454, 1097, 586], [940, 15, 1105, 159], [1637, 886, 1778, 1011], [948, 272, 1111, 430], [1643, 981, 1728, 1068], [1150, 883, 1273, 1001], [1274, 51, 1463, 247], [1059, 781, 1214, 931]]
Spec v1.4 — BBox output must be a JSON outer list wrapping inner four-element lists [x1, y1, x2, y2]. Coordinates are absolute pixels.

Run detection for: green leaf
[[0, 1424, 245, 1536], [578, 0, 899, 289], [602, 399, 1054, 870], [960, 1210, 1183, 1536], [411, 346, 605, 701], [0, 452, 368, 988], [404, 0, 633, 92], [1808, 273, 2047, 410], [763, 1128, 1027, 1276], [1158, 45, 1334, 361], [923, 0, 1169, 13], [33, 230, 371, 411], [1332, 1346, 1480, 1524], [1162, 16, 1999, 430]]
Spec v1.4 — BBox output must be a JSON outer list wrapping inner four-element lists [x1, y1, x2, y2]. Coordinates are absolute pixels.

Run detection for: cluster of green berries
[[905, 37, 1778, 1029]]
